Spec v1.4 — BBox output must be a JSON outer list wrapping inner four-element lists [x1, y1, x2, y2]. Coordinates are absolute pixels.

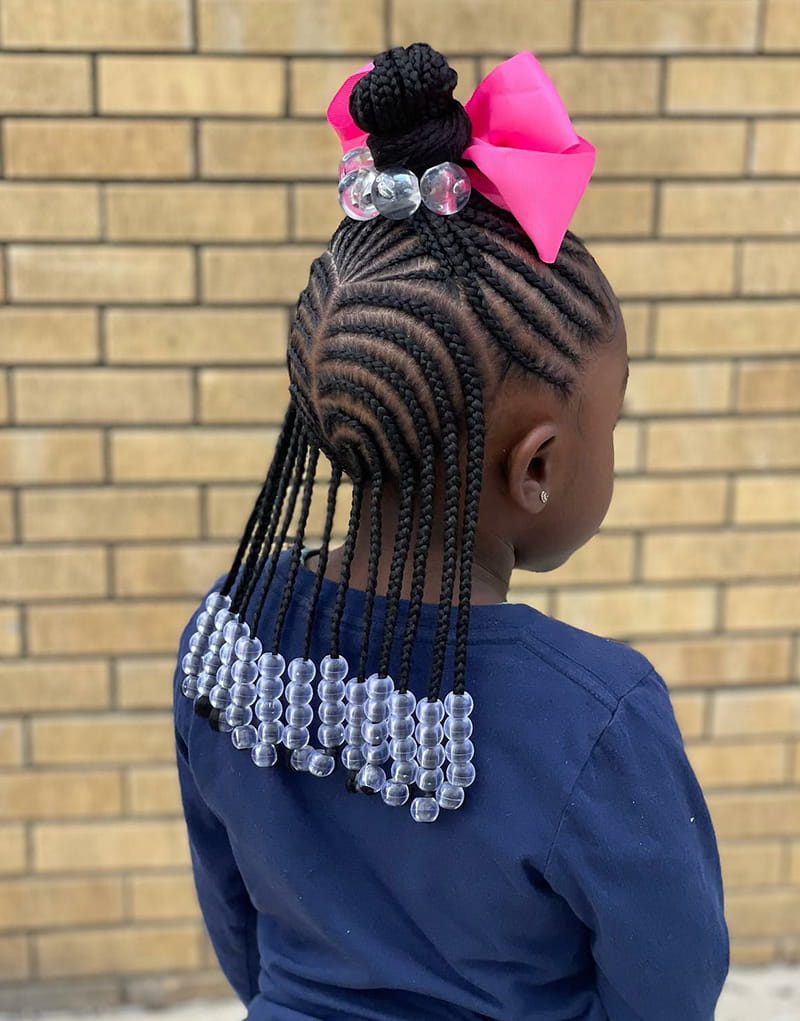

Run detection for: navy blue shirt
[[173, 551, 729, 1020]]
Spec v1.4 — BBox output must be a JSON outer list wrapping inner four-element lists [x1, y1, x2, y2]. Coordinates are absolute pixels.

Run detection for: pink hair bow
[[326, 53, 595, 264]]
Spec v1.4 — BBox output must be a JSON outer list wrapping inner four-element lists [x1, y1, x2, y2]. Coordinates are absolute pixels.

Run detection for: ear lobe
[[507, 424, 557, 515]]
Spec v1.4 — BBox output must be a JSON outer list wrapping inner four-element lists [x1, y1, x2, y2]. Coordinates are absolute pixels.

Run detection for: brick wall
[[1, 0, 798, 1010]]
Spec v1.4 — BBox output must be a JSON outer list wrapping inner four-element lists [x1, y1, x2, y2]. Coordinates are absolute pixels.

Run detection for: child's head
[[221, 43, 627, 701]]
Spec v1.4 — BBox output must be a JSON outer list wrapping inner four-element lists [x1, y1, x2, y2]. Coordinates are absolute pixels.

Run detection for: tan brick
[[14, 368, 192, 424], [671, 693, 706, 739], [0, 546, 106, 600], [0, 183, 99, 241], [127, 767, 182, 815], [198, 0, 382, 53], [719, 841, 784, 886], [21, 486, 200, 542], [201, 121, 339, 179], [294, 184, 345, 242], [114, 542, 235, 597], [712, 690, 800, 738], [0, 769, 121, 820], [764, 0, 800, 50], [10, 245, 194, 303], [0, 308, 98, 363], [555, 585, 716, 638], [624, 360, 731, 415], [0, 429, 103, 485], [106, 308, 288, 364], [686, 740, 786, 787], [31, 715, 172, 766], [663, 183, 800, 236], [0, 723, 22, 766], [199, 368, 288, 423], [588, 242, 735, 298], [735, 475, 800, 525], [792, 842, 800, 883], [738, 359, 800, 412], [647, 417, 800, 472], [392, 0, 572, 52], [605, 477, 728, 529], [0, 493, 14, 543], [620, 303, 650, 358], [0, 935, 28, 980], [0, 826, 26, 876], [636, 636, 792, 688], [611, 421, 640, 474], [37, 922, 199, 977], [106, 184, 288, 242], [0, 54, 90, 113], [0, 610, 21, 659], [99, 56, 282, 115], [655, 301, 800, 356], [34, 820, 189, 872], [116, 657, 179, 710], [4, 118, 192, 179], [580, 0, 758, 52], [511, 535, 634, 587], [727, 889, 800, 937], [643, 530, 800, 582], [752, 120, 800, 175], [573, 120, 746, 177], [1, 0, 191, 50], [0, 384, 7, 426], [725, 583, 800, 631], [667, 57, 800, 113], [707, 791, 800, 838], [130, 873, 198, 920], [206, 480, 351, 541], [571, 183, 655, 237], [112, 428, 278, 483], [743, 242, 800, 295], [544, 57, 661, 115], [201, 245, 318, 304], [28, 601, 195, 656], [0, 660, 109, 714], [0, 877, 123, 932]]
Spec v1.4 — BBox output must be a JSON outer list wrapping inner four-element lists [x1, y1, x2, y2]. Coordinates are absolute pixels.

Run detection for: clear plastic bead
[[257, 652, 285, 678], [290, 746, 314, 771], [308, 751, 336, 777], [365, 674, 394, 699], [182, 651, 203, 674], [256, 675, 283, 700], [415, 722, 444, 746], [181, 676, 198, 698], [195, 611, 216, 635], [416, 698, 444, 724], [444, 716, 473, 741], [286, 680, 313, 705], [345, 704, 366, 725], [232, 724, 257, 750], [338, 167, 378, 221], [287, 658, 316, 684], [381, 781, 410, 807], [338, 146, 373, 178], [447, 761, 476, 787], [257, 720, 283, 744], [372, 168, 421, 220], [365, 699, 389, 724], [205, 590, 231, 613], [214, 666, 234, 691], [417, 767, 444, 792], [355, 763, 386, 794], [418, 744, 445, 769], [388, 691, 416, 716], [286, 703, 313, 728], [317, 723, 345, 748], [255, 697, 282, 722], [209, 686, 231, 709], [252, 741, 277, 767], [344, 724, 362, 745], [389, 715, 414, 739], [410, 796, 440, 823], [391, 760, 418, 785], [420, 161, 472, 216], [231, 681, 257, 706], [318, 701, 346, 725], [320, 654, 349, 682], [361, 721, 389, 745], [390, 737, 416, 761], [318, 678, 345, 701], [445, 739, 474, 765], [208, 630, 226, 651], [231, 660, 258, 685], [364, 740, 389, 765], [222, 618, 249, 644], [282, 725, 309, 750], [225, 704, 252, 728], [219, 643, 236, 665], [234, 636, 262, 662], [215, 716, 233, 734], [341, 743, 365, 771], [345, 679, 368, 704], [189, 632, 208, 655], [436, 780, 465, 810], [444, 690, 474, 718]]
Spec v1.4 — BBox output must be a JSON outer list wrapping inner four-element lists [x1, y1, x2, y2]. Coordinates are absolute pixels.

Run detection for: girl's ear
[[505, 422, 558, 515]]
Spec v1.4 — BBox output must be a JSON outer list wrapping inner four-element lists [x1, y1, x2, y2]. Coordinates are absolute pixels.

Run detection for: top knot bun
[[349, 43, 473, 177]]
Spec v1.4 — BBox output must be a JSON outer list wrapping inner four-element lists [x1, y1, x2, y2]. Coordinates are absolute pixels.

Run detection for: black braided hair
[[210, 41, 618, 720]]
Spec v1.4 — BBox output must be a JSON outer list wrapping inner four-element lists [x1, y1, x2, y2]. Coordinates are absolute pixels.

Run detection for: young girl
[[173, 43, 729, 1021]]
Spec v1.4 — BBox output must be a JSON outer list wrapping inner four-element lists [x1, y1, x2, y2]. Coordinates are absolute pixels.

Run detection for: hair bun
[[349, 43, 472, 176]]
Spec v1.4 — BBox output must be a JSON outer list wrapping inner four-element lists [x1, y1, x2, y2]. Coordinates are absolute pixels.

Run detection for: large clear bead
[[320, 654, 349, 682], [372, 169, 421, 220], [338, 146, 373, 178], [444, 690, 474, 718], [410, 796, 440, 823], [355, 763, 386, 794], [251, 741, 277, 767], [381, 781, 409, 807], [420, 161, 472, 216], [257, 652, 285, 679], [338, 167, 378, 221], [287, 658, 316, 684], [436, 780, 465, 810]]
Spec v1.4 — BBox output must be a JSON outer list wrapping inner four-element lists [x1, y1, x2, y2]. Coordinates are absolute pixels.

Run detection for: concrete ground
[[1, 966, 799, 1020]]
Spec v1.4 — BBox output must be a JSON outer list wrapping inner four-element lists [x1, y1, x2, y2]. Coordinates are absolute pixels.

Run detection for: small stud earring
[[540, 490, 549, 505]]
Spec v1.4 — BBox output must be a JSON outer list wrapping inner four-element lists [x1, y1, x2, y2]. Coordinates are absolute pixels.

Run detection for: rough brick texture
[[1, 0, 798, 1007]]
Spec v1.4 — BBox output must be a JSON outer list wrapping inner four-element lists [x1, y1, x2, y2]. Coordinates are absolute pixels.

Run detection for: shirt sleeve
[[173, 607, 260, 1007], [543, 669, 729, 1021]]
